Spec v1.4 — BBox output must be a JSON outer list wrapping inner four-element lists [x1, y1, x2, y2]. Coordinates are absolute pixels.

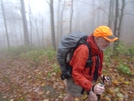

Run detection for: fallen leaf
[[75, 98, 79, 101], [117, 93, 123, 98], [41, 83, 45, 87], [44, 99, 49, 101], [124, 81, 130, 85], [114, 87, 120, 93], [46, 90, 50, 95], [10, 99, 14, 101]]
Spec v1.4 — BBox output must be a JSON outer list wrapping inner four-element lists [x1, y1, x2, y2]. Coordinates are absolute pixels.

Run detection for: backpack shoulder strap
[[84, 42, 93, 68]]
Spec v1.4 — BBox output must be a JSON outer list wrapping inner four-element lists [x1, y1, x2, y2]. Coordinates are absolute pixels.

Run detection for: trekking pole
[[97, 76, 111, 101]]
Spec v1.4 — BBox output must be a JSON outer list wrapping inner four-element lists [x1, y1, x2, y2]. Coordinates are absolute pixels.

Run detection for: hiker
[[63, 26, 118, 101]]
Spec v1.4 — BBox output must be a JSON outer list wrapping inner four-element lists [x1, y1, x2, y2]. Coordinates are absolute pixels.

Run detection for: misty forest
[[0, 0, 134, 101]]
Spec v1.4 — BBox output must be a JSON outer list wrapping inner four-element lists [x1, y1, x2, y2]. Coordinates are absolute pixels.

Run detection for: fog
[[0, 0, 134, 49]]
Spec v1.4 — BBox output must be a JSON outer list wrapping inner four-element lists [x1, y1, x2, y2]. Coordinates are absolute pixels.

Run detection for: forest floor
[[0, 52, 134, 101]]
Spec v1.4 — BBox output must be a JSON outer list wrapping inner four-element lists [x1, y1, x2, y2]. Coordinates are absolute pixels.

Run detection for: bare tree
[[113, 0, 126, 53], [20, 0, 30, 46], [92, 0, 95, 32], [28, 0, 33, 46], [118, 0, 125, 39], [1, 0, 10, 50], [69, 0, 74, 33], [56, 0, 61, 45], [108, 0, 114, 28], [41, 16, 45, 48], [97, 0, 101, 26], [113, 0, 118, 37], [60, 0, 65, 39], [50, 0, 56, 50], [34, 17, 41, 47]]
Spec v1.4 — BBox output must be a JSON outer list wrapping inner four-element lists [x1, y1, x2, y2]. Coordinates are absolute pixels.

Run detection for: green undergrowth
[[104, 42, 134, 76], [0, 46, 35, 57], [117, 64, 132, 75], [0, 46, 57, 68], [20, 48, 45, 63], [20, 47, 56, 62], [0, 43, 134, 76], [44, 47, 56, 62]]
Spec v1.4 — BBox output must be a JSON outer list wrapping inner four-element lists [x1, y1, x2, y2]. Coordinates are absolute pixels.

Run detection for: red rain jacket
[[70, 35, 103, 91]]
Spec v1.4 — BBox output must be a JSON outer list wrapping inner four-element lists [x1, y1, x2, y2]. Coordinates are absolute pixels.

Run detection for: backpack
[[57, 31, 93, 80]]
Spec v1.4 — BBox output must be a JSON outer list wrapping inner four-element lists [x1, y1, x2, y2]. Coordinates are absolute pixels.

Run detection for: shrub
[[128, 44, 134, 55], [117, 64, 132, 75], [104, 47, 113, 67], [52, 63, 60, 73], [44, 47, 56, 62], [21, 48, 45, 63]]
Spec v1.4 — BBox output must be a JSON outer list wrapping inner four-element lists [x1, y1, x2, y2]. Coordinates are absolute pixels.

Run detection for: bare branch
[[124, 0, 134, 6], [46, 0, 50, 6], [77, 0, 93, 6], [123, 12, 134, 16], [96, 7, 109, 16]]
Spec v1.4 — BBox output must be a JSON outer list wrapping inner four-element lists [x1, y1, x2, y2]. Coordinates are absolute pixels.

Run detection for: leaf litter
[[0, 54, 134, 101]]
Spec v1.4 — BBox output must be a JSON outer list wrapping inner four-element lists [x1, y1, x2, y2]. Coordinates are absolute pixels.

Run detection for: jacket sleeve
[[70, 45, 93, 91]]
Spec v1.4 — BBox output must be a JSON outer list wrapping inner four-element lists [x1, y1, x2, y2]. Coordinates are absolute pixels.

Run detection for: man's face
[[96, 37, 110, 51]]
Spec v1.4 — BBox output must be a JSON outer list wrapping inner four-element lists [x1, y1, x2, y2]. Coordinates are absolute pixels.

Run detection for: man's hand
[[92, 83, 105, 95]]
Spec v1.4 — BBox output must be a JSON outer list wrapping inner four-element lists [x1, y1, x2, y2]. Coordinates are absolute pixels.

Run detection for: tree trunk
[[118, 0, 125, 39], [108, 0, 113, 27], [113, 0, 119, 53], [42, 17, 45, 48], [20, 0, 30, 46], [34, 17, 41, 47], [14, 21, 18, 46], [56, 0, 61, 45], [97, 1, 101, 26], [108, 0, 115, 30], [113, 0, 119, 37], [60, 0, 65, 39], [50, 0, 56, 50], [92, 0, 95, 32], [1, 0, 10, 50], [28, 0, 33, 46], [69, 0, 74, 33]]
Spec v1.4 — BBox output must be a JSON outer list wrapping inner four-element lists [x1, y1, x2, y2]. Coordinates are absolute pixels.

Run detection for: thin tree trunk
[[69, 0, 74, 33], [113, 0, 119, 37], [20, 0, 30, 46], [60, 0, 65, 39], [108, 0, 113, 27], [14, 21, 18, 47], [28, 0, 33, 46], [57, 0, 61, 45], [19, 21, 23, 45], [41, 17, 44, 48], [1, 0, 10, 50], [50, 0, 56, 50], [113, 0, 119, 53], [118, 0, 125, 39], [34, 17, 41, 47], [92, 0, 95, 32], [97, 1, 101, 26]]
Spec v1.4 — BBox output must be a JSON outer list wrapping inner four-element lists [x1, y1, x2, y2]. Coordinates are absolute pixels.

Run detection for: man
[[63, 26, 118, 101]]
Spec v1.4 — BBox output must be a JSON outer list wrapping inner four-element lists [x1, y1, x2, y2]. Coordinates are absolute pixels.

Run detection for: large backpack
[[57, 31, 92, 80]]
